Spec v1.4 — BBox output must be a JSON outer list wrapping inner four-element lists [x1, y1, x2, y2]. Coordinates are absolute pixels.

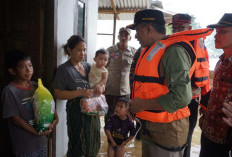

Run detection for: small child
[[105, 97, 136, 157], [88, 48, 108, 94], [1, 50, 58, 157]]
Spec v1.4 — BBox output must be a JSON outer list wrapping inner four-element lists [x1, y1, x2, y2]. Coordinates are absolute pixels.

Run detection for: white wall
[[86, 1, 98, 64], [56, 0, 98, 156]]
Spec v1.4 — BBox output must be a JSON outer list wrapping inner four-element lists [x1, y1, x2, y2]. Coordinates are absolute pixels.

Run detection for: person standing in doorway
[[169, 13, 210, 157], [105, 27, 137, 122], [2, 50, 58, 157]]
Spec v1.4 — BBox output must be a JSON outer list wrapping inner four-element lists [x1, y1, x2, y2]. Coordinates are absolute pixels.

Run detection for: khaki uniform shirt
[[106, 43, 136, 96]]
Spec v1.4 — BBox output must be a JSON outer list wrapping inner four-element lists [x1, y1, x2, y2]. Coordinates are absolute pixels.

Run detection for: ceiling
[[98, 0, 150, 20], [98, 0, 175, 23]]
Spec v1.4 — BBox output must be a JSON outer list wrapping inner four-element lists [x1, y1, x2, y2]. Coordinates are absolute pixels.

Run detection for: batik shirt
[[200, 54, 232, 144]]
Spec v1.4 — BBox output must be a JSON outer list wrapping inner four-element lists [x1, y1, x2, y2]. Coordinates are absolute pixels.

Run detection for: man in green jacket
[[127, 9, 193, 157]]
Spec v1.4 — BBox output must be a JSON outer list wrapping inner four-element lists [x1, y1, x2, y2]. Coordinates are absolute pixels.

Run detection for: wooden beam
[[113, 13, 116, 45], [99, 9, 141, 14], [97, 33, 113, 35], [110, 0, 119, 20]]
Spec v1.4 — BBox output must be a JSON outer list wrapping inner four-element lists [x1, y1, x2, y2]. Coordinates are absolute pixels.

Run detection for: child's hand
[[119, 141, 127, 147], [81, 89, 94, 98], [50, 112, 59, 130], [112, 145, 117, 152], [94, 85, 102, 96], [38, 129, 52, 136]]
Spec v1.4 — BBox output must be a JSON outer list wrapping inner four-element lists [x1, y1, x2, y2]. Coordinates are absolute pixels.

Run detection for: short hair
[[4, 50, 30, 70], [141, 22, 166, 34], [95, 48, 107, 58], [117, 97, 130, 108], [63, 35, 85, 55]]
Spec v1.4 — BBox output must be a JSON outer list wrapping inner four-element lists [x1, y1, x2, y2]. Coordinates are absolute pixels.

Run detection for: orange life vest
[[132, 28, 213, 123], [192, 39, 210, 95]]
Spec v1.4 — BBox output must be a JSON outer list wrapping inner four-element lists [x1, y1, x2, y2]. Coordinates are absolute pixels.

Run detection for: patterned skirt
[[66, 98, 100, 157]]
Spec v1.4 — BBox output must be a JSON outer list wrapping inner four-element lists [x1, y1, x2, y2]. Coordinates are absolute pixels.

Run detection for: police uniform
[[105, 43, 136, 121]]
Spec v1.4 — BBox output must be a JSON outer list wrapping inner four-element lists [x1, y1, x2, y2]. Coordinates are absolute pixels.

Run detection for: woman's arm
[[53, 88, 94, 100]]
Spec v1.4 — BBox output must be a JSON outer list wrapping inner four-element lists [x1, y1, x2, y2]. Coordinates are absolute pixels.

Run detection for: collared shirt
[[106, 43, 137, 96], [130, 45, 192, 113], [200, 54, 232, 144], [158, 44, 192, 113], [129, 44, 192, 148]]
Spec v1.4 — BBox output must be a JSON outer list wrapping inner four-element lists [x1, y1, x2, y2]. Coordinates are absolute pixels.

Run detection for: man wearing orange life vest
[[169, 13, 210, 157], [127, 9, 213, 157]]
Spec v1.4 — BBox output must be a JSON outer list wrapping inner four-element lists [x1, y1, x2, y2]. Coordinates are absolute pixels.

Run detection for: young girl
[[88, 48, 108, 93], [1, 50, 58, 157], [105, 97, 136, 157]]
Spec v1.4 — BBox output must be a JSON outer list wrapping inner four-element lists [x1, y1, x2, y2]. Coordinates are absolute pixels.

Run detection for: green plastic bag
[[33, 79, 55, 133]]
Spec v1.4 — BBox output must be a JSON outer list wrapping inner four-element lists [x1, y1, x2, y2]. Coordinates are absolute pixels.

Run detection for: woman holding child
[[52, 35, 101, 157]]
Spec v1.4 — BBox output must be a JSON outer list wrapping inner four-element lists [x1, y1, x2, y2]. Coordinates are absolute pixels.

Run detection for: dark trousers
[[104, 95, 129, 123], [200, 133, 231, 157], [183, 98, 199, 157]]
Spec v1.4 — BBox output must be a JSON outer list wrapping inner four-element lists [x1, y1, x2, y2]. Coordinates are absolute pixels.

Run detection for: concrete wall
[[56, 0, 98, 156], [86, 1, 98, 64]]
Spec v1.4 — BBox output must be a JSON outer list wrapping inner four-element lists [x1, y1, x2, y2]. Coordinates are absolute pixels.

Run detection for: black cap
[[127, 9, 166, 30], [207, 13, 232, 28], [169, 13, 192, 25]]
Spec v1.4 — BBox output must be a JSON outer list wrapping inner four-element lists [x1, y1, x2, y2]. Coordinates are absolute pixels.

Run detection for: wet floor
[[97, 116, 201, 157], [97, 116, 142, 157]]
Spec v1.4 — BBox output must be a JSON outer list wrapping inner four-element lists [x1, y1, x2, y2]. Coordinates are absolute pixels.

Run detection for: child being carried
[[81, 49, 109, 115]]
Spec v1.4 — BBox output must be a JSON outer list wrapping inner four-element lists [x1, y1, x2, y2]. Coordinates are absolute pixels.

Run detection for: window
[[75, 0, 86, 38]]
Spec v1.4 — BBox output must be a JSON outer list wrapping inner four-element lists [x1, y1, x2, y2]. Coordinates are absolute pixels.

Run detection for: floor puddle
[[97, 115, 201, 157]]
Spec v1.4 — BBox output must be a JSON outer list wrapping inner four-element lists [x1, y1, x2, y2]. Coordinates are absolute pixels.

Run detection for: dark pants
[[104, 95, 129, 123], [200, 133, 231, 157], [183, 98, 199, 157]]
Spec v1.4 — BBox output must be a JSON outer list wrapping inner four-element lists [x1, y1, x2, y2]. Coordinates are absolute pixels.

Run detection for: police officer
[[105, 27, 137, 122]]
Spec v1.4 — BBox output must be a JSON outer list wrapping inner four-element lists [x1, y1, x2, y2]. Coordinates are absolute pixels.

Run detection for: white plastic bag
[[80, 94, 108, 116]]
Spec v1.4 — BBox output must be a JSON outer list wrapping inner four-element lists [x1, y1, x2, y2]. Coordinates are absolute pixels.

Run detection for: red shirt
[[200, 54, 232, 144]]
